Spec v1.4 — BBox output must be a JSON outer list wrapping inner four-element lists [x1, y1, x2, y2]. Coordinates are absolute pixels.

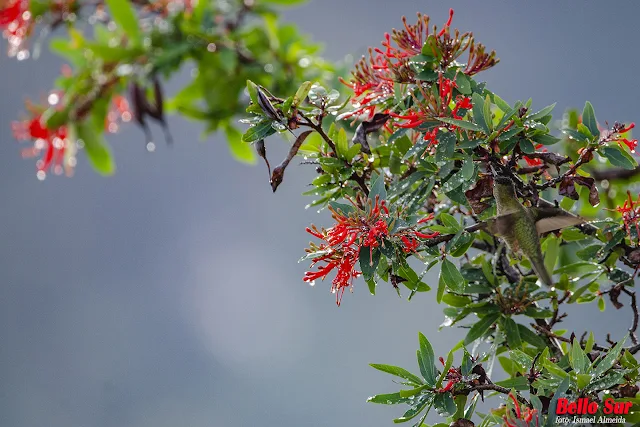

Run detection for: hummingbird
[[484, 176, 585, 287]]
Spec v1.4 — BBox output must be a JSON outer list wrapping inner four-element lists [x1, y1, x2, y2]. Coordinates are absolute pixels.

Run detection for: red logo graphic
[[556, 397, 632, 415]]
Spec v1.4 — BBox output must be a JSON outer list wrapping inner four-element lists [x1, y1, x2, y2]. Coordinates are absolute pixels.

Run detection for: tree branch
[[591, 166, 640, 182]]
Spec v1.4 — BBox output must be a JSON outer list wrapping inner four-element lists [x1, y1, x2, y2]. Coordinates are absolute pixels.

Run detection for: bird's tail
[[530, 255, 554, 287]]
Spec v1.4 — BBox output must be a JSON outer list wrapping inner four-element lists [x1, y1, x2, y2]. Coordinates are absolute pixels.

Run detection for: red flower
[[13, 112, 69, 178], [303, 197, 390, 305], [437, 8, 454, 37], [523, 144, 546, 167], [451, 97, 472, 119], [608, 191, 640, 245], [303, 199, 439, 305], [439, 74, 457, 106], [388, 109, 428, 129], [339, 49, 395, 119], [1, 0, 32, 57], [0, 0, 23, 25], [503, 393, 538, 427]]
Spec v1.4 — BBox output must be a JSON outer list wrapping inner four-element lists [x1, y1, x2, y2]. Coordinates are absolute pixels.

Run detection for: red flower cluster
[[609, 191, 640, 245], [339, 11, 457, 119], [12, 101, 71, 178], [503, 393, 538, 427], [0, 0, 32, 57], [388, 73, 473, 131], [614, 122, 637, 153], [13, 93, 133, 178], [303, 197, 438, 305]]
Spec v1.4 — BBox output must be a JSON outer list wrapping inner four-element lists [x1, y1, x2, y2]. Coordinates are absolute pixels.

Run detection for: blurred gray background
[[1, 1, 639, 426]]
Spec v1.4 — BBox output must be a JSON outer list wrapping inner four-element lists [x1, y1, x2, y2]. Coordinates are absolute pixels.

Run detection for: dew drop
[[298, 57, 311, 68], [16, 50, 29, 61], [308, 280, 316, 287], [146, 142, 156, 152], [36, 170, 46, 180], [207, 43, 217, 52], [47, 93, 59, 106]]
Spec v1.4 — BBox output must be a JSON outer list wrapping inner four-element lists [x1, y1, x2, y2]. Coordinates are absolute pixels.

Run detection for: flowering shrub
[[5, 1, 640, 425]]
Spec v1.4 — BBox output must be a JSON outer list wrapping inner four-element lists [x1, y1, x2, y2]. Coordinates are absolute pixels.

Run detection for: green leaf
[[439, 258, 467, 294], [472, 93, 489, 134], [584, 332, 596, 353], [242, 120, 277, 143], [439, 213, 461, 232], [532, 133, 561, 146], [367, 278, 376, 295], [293, 81, 313, 107], [224, 124, 256, 164], [495, 376, 529, 391], [369, 364, 424, 385], [464, 312, 499, 345], [576, 244, 604, 261], [582, 101, 599, 137], [569, 338, 589, 374], [433, 393, 457, 417], [335, 128, 349, 158], [449, 232, 474, 258], [509, 349, 534, 373], [359, 247, 381, 281], [436, 117, 484, 132], [545, 377, 570, 427], [528, 103, 556, 121], [246, 80, 260, 107], [460, 156, 475, 180], [367, 392, 411, 405], [561, 128, 591, 142], [587, 371, 625, 392], [483, 94, 493, 132], [502, 317, 522, 349], [576, 373, 592, 390], [417, 332, 437, 386], [369, 172, 387, 202], [329, 201, 355, 215], [42, 107, 70, 129], [592, 335, 627, 377], [435, 131, 456, 163], [105, 0, 141, 45], [74, 120, 115, 175], [601, 145, 637, 170], [395, 394, 433, 423]]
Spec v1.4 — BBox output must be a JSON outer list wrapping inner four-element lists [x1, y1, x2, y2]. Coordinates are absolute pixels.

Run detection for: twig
[[621, 287, 639, 345], [531, 324, 609, 352], [591, 166, 640, 182], [456, 384, 529, 405]]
